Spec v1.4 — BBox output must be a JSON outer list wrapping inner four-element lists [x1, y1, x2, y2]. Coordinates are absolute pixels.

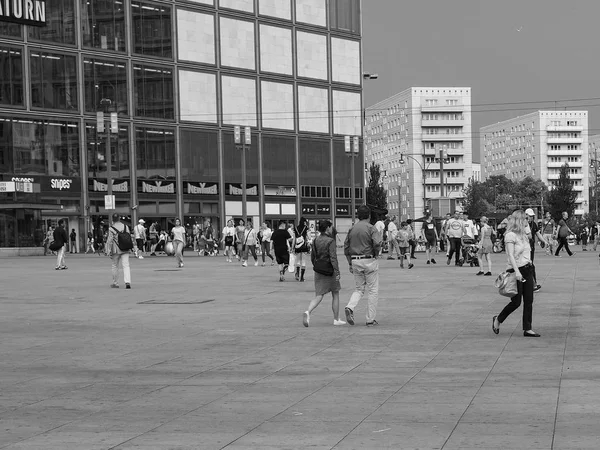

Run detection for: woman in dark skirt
[[303, 220, 345, 327]]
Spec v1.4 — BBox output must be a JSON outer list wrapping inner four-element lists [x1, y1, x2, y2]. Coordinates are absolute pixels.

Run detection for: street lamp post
[[345, 136, 360, 223], [98, 98, 117, 224], [234, 126, 251, 223]]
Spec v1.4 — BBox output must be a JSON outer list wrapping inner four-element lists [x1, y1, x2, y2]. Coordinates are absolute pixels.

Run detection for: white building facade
[[481, 111, 589, 216], [365, 87, 473, 220]]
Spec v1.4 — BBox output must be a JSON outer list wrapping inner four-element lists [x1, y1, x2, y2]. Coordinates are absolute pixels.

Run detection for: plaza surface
[[0, 248, 598, 450]]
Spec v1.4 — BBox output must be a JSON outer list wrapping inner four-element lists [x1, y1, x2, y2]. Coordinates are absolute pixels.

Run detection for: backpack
[[111, 225, 134, 251]]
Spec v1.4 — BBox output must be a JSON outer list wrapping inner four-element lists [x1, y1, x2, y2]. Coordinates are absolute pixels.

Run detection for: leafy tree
[[546, 163, 578, 220], [513, 177, 548, 214], [366, 162, 387, 213]]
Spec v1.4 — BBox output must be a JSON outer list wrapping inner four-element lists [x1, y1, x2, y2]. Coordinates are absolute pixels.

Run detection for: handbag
[[288, 253, 296, 272], [494, 271, 518, 297], [312, 239, 334, 276], [49, 240, 62, 251]]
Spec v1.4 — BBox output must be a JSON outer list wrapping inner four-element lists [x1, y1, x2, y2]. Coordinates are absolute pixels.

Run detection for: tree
[[546, 163, 578, 220], [366, 162, 387, 213]]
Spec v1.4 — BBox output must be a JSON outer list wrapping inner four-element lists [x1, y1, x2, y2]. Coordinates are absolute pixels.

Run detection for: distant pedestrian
[[149, 221, 159, 256], [344, 205, 382, 327], [541, 212, 556, 256], [421, 214, 438, 265], [303, 220, 345, 327], [445, 211, 464, 266], [241, 221, 258, 267], [235, 219, 246, 261], [86, 231, 95, 254], [407, 219, 417, 260], [293, 217, 310, 281], [374, 215, 385, 256], [493, 210, 540, 337], [272, 220, 293, 281], [44, 226, 54, 256], [106, 213, 132, 289], [396, 221, 411, 269], [476, 216, 495, 276], [134, 219, 146, 259], [554, 211, 575, 257], [69, 228, 77, 253], [258, 222, 274, 266], [525, 208, 548, 292], [222, 219, 236, 262], [581, 226, 589, 251], [52, 220, 68, 270], [592, 221, 600, 251], [387, 217, 401, 260], [171, 218, 186, 268]]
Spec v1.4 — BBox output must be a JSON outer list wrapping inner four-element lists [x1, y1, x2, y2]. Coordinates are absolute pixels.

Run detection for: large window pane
[[132, 1, 172, 58], [83, 58, 128, 116], [262, 136, 295, 185], [133, 64, 173, 119], [30, 51, 78, 111], [299, 138, 330, 186], [86, 122, 130, 180], [0, 116, 80, 176], [0, 22, 22, 38], [81, 0, 126, 52], [222, 131, 258, 184], [180, 129, 218, 181], [135, 127, 175, 179], [329, 0, 361, 34], [333, 139, 362, 192], [29, 0, 75, 44], [0, 46, 24, 107]]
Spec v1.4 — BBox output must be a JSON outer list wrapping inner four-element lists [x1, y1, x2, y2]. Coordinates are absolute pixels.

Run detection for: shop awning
[[0, 203, 64, 210]]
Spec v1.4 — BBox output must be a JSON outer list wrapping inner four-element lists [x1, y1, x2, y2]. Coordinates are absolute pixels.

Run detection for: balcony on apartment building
[[546, 125, 584, 132], [547, 161, 584, 168], [420, 119, 465, 127], [421, 103, 464, 113], [546, 135, 583, 144], [421, 134, 465, 142], [547, 173, 584, 180]]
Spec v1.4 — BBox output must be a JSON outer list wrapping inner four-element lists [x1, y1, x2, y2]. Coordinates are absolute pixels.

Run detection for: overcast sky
[[362, 0, 600, 163]]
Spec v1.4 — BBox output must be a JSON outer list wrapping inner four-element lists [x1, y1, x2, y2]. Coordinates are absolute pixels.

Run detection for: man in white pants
[[107, 213, 132, 289], [134, 219, 146, 259], [386, 216, 400, 260]]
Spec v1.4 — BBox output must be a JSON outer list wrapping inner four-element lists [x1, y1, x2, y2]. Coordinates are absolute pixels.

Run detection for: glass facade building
[[0, 0, 363, 251]]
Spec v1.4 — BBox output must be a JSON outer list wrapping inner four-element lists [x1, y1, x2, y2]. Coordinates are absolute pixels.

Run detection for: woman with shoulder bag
[[293, 217, 310, 281], [303, 220, 345, 327], [492, 210, 540, 337], [241, 221, 258, 267]]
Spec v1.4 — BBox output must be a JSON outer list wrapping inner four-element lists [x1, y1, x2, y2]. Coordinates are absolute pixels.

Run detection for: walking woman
[[171, 218, 187, 268], [222, 219, 236, 262], [293, 217, 310, 281], [492, 210, 540, 337], [476, 216, 495, 276], [258, 222, 274, 266], [235, 219, 246, 261], [303, 220, 345, 327], [241, 221, 258, 267]]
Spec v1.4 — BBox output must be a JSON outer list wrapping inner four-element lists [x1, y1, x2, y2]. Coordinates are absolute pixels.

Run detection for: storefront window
[[0, 116, 80, 177], [86, 123, 130, 179], [30, 51, 78, 111], [135, 127, 175, 179], [0, 22, 22, 38], [83, 57, 128, 116], [222, 130, 258, 184], [262, 136, 295, 185], [0, 209, 45, 247], [299, 138, 330, 186], [0, 46, 24, 107], [133, 64, 174, 119], [132, 0, 172, 58], [180, 129, 218, 181], [329, 0, 361, 34], [333, 139, 362, 196], [28, 0, 76, 44], [81, 0, 126, 52]]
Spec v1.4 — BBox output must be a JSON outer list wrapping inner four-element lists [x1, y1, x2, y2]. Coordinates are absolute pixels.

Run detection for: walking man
[[554, 211, 575, 257], [106, 213, 132, 289], [344, 205, 382, 327], [53, 220, 68, 270], [541, 212, 556, 256], [445, 211, 464, 266], [134, 219, 146, 259], [387, 216, 400, 260]]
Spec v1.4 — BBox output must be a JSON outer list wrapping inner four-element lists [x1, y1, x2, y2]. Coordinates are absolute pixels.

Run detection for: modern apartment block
[[365, 87, 473, 220], [0, 0, 364, 251], [481, 111, 589, 216]]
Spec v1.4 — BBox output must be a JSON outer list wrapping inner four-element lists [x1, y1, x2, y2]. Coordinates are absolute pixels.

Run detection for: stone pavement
[[0, 247, 598, 450]]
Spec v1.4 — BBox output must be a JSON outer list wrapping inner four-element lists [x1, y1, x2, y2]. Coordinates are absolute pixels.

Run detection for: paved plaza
[[0, 248, 599, 449]]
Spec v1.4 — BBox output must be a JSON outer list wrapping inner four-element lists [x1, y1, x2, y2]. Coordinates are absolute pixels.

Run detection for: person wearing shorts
[[421, 214, 438, 265], [271, 220, 293, 281]]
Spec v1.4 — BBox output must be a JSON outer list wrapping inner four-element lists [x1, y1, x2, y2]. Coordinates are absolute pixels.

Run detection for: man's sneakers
[[476, 271, 484, 276], [533, 284, 541, 293], [426, 260, 430, 265], [110, 283, 119, 288], [345, 307, 355, 326], [333, 319, 347, 326], [431, 259, 437, 264], [303, 311, 310, 327], [242, 261, 248, 267], [126, 283, 131, 289], [254, 261, 258, 266], [408, 263, 414, 269], [366, 320, 379, 327], [484, 272, 492, 276]]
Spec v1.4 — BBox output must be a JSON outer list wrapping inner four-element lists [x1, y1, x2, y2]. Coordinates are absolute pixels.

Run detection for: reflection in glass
[[0, 46, 24, 106], [133, 64, 174, 119], [135, 127, 175, 179], [29, 0, 75, 44], [299, 138, 330, 186], [81, 0, 126, 52], [333, 140, 363, 196], [222, 131, 258, 184], [329, 0, 361, 34], [0, 22, 22, 38], [86, 123, 130, 179], [83, 58, 128, 116], [180, 129, 218, 181], [0, 116, 80, 176], [0, 209, 44, 248], [30, 51, 78, 111], [262, 136, 295, 185], [132, 1, 172, 58]]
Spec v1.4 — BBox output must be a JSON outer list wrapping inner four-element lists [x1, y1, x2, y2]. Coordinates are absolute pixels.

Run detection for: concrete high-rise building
[[481, 111, 589, 216], [0, 0, 364, 253], [365, 87, 473, 220]]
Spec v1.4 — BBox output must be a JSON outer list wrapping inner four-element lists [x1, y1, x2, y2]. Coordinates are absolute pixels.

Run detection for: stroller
[[460, 236, 479, 267]]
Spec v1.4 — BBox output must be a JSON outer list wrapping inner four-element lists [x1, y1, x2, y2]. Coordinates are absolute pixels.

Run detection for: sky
[[362, 0, 600, 163]]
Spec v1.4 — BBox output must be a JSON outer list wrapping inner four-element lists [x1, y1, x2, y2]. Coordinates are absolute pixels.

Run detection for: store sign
[[138, 180, 176, 194], [264, 185, 296, 197], [89, 179, 130, 193], [226, 183, 258, 196], [317, 204, 331, 215], [0, 181, 15, 192], [302, 204, 316, 215], [0, 0, 47, 26], [185, 182, 218, 195], [335, 205, 350, 216]]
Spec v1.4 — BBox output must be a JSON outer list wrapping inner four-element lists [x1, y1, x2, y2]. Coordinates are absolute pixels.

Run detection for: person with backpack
[[106, 213, 133, 289], [69, 228, 77, 253]]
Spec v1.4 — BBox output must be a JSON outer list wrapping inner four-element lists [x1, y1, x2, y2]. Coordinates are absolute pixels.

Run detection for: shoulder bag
[[312, 238, 334, 276], [494, 271, 518, 297]]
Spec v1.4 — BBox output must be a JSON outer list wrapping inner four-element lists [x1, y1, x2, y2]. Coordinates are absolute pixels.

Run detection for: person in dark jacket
[[53, 219, 69, 270]]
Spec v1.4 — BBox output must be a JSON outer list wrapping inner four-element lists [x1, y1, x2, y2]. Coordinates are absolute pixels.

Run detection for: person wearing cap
[[106, 213, 132, 289], [343, 204, 383, 327], [525, 208, 547, 292], [134, 219, 147, 259]]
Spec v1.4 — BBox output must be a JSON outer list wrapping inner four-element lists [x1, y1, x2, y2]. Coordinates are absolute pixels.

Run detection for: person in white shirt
[[386, 217, 400, 260], [462, 213, 478, 240], [221, 219, 236, 262], [241, 221, 258, 267], [133, 219, 146, 259], [171, 218, 186, 268], [374, 216, 386, 256], [258, 222, 274, 266]]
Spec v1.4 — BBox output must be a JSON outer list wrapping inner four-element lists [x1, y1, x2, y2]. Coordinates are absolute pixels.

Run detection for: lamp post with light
[[234, 125, 251, 224], [345, 135, 360, 223]]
